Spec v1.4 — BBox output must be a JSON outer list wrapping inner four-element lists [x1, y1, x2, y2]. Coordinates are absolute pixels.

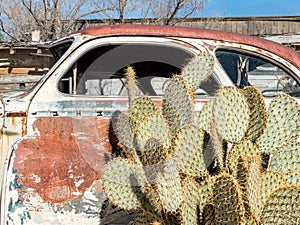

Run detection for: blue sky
[[202, 0, 300, 17]]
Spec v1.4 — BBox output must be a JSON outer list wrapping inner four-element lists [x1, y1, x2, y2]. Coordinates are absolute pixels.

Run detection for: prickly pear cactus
[[102, 54, 300, 225]]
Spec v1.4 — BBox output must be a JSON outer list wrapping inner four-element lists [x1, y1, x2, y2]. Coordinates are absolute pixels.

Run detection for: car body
[[1, 24, 300, 224]]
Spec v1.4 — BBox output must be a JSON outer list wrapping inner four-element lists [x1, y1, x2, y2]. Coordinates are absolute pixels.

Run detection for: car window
[[50, 39, 74, 61], [216, 49, 300, 97], [58, 43, 219, 96]]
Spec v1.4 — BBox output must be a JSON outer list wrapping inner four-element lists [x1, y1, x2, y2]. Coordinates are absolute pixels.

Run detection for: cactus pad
[[125, 66, 138, 105], [181, 53, 215, 92], [213, 173, 245, 225], [102, 158, 146, 210], [241, 86, 267, 141], [115, 112, 139, 161], [197, 99, 214, 134], [283, 170, 300, 186], [141, 138, 168, 166], [260, 186, 300, 224], [246, 156, 262, 219], [198, 178, 214, 218], [135, 114, 171, 150], [258, 93, 300, 154], [181, 177, 202, 225], [246, 216, 259, 225], [134, 210, 163, 225], [142, 139, 167, 184], [227, 139, 260, 177], [268, 141, 300, 172], [129, 96, 160, 127], [156, 158, 183, 212], [162, 75, 194, 133], [258, 170, 287, 217], [236, 156, 261, 219], [213, 86, 250, 143], [202, 203, 216, 225], [171, 125, 208, 177], [142, 185, 163, 215]]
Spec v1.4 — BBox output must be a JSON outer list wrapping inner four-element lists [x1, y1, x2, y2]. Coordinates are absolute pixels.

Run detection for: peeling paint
[[6, 169, 104, 224], [13, 116, 111, 203], [4, 116, 111, 224]]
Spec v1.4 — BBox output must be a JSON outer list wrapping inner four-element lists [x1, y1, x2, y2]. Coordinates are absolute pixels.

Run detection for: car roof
[[69, 24, 300, 69]]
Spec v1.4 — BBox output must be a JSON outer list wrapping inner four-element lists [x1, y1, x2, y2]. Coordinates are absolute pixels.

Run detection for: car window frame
[[52, 36, 202, 98]]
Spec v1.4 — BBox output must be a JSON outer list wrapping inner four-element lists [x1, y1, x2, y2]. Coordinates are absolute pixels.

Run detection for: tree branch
[[165, 0, 185, 25]]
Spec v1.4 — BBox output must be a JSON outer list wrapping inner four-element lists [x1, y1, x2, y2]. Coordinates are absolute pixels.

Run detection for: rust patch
[[6, 112, 27, 117], [13, 116, 113, 203]]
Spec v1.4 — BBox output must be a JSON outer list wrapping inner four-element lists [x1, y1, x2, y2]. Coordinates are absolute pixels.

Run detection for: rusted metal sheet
[[14, 117, 110, 201], [4, 116, 114, 224]]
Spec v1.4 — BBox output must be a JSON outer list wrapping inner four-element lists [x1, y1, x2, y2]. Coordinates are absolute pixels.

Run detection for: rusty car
[[1, 24, 300, 224]]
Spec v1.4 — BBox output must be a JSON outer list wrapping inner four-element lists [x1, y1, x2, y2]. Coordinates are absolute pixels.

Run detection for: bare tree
[[0, 0, 118, 41], [148, 0, 208, 25], [0, 0, 208, 42], [97, 0, 142, 24]]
